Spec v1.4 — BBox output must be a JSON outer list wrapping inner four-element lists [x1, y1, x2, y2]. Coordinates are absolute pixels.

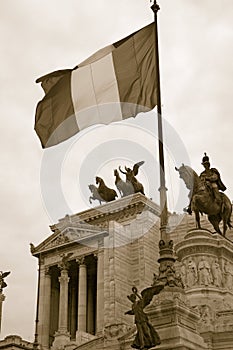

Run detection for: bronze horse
[[88, 184, 104, 205], [176, 164, 232, 236], [95, 176, 118, 202], [114, 169, 134, 197]]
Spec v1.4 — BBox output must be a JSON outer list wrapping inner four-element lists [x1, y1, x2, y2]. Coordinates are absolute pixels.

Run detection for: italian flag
[[35, 23, 157, 148]]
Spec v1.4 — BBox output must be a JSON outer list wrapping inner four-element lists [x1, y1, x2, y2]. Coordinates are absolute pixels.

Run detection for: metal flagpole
[[151, 1, 168, 242], [150, 1, 181, 287]]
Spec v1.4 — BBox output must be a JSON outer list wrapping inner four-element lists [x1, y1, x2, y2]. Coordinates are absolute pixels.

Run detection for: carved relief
[[198, 257, 213, 286], [194, 305, 213, 326], [180, 263, 187, 287], [186, 258, 198, 288], [223, 260, 233, 290], [211, 259, 222, 287], [47, 233, 70, 249], [104, 323, 132, 339]]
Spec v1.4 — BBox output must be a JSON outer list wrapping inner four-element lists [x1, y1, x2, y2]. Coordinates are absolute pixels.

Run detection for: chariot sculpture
[[88, 161, 145, 204]]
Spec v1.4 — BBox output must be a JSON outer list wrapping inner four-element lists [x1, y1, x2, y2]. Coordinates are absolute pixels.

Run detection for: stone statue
[[175, 157, 232, 236], [113, 169, 134, 197], [88, 176, 117, 204], [0, 271, 11, 292], [198, 257, 212, 286], [211, 259, 222, 287], [180, 263, 187, 287], [125, 285, 163, 349], [119, 161, 145, 195], [186, 259, 198, 288], [200, 153, 226, 204], [223, 261, 233, 290]]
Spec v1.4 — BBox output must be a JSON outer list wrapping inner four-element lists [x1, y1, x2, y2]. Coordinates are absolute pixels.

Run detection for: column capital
[[98, 238, 104, 250], [76, 256, 86, 266], [59, 272, 70, 285], [44, 266, 52, 276], [58, 253, 73, 271]]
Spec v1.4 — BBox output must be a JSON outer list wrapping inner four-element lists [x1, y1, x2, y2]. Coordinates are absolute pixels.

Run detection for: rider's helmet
[[202, 152, 210, 165]]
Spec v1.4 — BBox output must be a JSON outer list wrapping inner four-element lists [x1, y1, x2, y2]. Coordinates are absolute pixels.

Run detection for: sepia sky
[[1, 0, 233, 340]]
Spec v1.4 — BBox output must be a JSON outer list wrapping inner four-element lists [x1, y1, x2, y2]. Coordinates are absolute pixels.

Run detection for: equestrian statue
[[176, 153, 232, 236]]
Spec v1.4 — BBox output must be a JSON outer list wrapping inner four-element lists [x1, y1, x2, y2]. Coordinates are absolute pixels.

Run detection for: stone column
[[96, 247, 104, 334], [52, 259, 70, 350], [87, 273, 94, 334], [58, 268, 70, 333], [0, 293, 6, 333], [70, 282, 77, 339], [41, 267, 52, 349], [77, 257, 87, 333]]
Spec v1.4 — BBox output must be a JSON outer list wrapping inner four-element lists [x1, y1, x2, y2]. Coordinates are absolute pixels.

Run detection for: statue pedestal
[[146, 287, 208, 350], [51, 331, 70, 350]]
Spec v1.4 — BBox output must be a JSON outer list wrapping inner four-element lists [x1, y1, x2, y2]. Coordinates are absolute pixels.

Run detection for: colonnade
[[38, 251, 104, 349]]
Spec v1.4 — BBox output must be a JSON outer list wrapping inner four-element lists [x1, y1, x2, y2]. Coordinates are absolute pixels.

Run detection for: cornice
[[63, 193, 160, 228]]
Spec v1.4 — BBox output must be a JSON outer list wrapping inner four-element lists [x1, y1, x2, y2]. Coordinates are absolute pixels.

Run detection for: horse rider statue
[[199, 152, 226, 203], [185, 153, 226, 215]]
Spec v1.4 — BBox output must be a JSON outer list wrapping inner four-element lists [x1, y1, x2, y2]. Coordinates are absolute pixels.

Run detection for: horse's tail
[[222, 195, 232, 229]]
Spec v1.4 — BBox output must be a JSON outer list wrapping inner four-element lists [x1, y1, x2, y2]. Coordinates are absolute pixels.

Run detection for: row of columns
[[39, 251, 104, 349]]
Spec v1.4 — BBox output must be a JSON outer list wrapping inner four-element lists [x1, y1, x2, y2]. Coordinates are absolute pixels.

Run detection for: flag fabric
[[35, 23, 157, 148]]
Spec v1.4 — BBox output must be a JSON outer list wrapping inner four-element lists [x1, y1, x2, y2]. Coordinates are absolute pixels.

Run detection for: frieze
[[178, 255, 233, 291], [43, 246, 97, 266], [103, 323, 132, 339]]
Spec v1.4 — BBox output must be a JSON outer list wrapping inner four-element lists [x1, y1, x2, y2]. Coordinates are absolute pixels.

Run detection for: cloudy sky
[[1, 0, 233, 341]]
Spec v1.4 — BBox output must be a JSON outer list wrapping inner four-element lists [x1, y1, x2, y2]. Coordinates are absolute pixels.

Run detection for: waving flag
[[35, 23, 157, 148]]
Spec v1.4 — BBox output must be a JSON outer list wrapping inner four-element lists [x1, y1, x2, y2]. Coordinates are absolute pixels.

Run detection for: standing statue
[[125, 285, 163, 349], [186, 259, 198, 288], [198, 257, 212, 286], [113, 169, 134, 197], [119, 161, 145, 195], [211, 259, 222, 287], [0, 271, 11, 292], [175, 154, 232, 236]]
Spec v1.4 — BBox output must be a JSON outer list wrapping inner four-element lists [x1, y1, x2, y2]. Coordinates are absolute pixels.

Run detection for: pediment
[[31, 221, 107, 256]]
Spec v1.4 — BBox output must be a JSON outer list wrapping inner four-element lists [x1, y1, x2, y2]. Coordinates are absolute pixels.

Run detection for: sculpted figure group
[[89, 161, 145, 205], [176, 153, 232, 236], [180, 257, 233, 290]]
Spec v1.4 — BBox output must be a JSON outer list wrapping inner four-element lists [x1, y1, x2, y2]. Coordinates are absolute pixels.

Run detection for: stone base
[[75, 331, 95, 347], [51, 331, 70, 350], [147, 288, 208, 350]]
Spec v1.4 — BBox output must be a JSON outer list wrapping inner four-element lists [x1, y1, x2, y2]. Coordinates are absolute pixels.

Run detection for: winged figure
[[119, 161, 145, 195], [125, 285, 164, 349], [0, 271, 11, 292]]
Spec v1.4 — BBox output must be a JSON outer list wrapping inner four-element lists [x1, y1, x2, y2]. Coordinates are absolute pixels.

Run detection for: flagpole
[[151, 1, 181, 288], [151, 1, 168, 241]]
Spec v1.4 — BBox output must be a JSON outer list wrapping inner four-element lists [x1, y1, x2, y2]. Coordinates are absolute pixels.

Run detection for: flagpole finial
[[151, 0, 160, 13]]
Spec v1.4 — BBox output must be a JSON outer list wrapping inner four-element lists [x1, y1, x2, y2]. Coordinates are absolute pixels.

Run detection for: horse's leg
[[208, 215, 222, 235], [195, 211, 201, 229], [89, 196, 93, 204]]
